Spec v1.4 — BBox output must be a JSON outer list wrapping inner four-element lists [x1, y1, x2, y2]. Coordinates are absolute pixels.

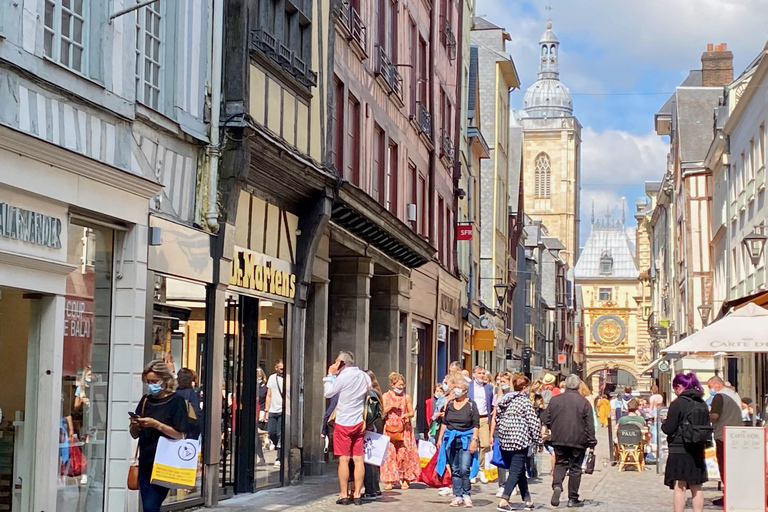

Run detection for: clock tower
[[575, 203, 650, 391]]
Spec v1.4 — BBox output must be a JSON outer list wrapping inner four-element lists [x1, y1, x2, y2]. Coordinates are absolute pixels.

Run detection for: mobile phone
[[337, 361, 346, 371], [128, 412, 139, 419]]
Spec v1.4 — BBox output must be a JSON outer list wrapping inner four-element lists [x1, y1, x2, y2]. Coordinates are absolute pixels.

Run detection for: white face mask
[[453, 388, 465, 397]]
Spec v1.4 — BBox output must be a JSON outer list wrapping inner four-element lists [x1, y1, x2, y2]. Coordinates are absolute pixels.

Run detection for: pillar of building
[[369, 273, 410, 381], [329, 257, 373, 369], [302, 280, 330, 475]]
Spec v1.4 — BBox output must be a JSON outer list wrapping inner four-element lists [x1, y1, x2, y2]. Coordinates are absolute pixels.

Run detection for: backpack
[[680, 396, 713, 444], [364, 390, 383, 428]]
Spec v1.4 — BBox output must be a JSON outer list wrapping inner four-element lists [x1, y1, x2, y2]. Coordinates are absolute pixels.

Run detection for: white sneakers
[[450, 497, 464, 507], [463, 495, 473, 508], [438, 487, 454, 497], [479, 474, 489, 484]]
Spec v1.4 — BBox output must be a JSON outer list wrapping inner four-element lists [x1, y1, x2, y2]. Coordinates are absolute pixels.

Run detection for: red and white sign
[[557, 353, 566, 364], [724, 426, 767, 512], [457, 224, 472, 241]]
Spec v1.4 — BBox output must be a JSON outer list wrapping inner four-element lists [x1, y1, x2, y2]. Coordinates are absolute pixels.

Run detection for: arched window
[[534, 152, 551, 198]]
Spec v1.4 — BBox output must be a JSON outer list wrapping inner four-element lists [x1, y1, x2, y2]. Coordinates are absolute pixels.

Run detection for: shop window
[[150, 275, 207, 504], [58, 222, 113, 512]]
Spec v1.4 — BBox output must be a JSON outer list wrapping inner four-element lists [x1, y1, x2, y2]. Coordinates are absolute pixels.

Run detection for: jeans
[[500, 449, 530, 501], [268, 412, 283, 460], [552, 445, 586, 501], [448, 439, 472, 497], [364, 463, 380, 495], [139, 468, 170, 512]]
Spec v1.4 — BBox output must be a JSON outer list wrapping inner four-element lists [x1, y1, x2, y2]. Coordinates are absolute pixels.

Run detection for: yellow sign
[[150, 463, 197, 488], [472, 329, 495, 351], [230, 247, 296, 299]]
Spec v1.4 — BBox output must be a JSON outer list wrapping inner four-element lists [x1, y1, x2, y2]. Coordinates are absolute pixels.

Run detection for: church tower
[[516, 21, 582, 267]]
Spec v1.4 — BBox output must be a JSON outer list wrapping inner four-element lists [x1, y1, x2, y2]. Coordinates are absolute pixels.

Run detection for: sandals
[[401, 481, 410, 490]]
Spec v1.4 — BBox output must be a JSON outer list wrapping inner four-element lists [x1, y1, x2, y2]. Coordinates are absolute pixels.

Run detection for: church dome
[[524, 79, 573, 118], [523, 21, 573, 119]]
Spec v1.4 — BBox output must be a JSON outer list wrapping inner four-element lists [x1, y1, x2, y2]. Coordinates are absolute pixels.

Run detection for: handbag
[[127, 444, 140, 490], [584, 450, 596, 475], [127, 397, 146, 490], [490, 439, 508, 469]]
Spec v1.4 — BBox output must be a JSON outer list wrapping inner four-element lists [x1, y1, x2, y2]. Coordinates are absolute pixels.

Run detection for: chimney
[[701, 42, 733, 87]]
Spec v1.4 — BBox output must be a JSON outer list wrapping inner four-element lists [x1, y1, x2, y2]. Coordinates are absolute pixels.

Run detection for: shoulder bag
[[127, 397, 147, 490]]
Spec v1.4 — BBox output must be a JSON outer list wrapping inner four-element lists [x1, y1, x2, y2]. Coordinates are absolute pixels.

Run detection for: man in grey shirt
[[707, 376, 742, 507]]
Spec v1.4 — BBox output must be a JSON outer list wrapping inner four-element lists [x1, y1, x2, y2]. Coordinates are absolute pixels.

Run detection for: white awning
[[639, 357, 663, 375]]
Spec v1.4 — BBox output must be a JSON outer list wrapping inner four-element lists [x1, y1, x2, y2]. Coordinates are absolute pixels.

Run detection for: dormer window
[[600, 251, 613, 275]]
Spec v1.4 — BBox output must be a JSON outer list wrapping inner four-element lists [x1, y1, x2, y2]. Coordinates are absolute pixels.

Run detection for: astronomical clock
[[587, 310, 631, 354]]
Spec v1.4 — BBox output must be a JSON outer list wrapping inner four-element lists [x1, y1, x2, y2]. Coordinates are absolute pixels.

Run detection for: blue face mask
[[442, 382, 450, 392], [393, 388, 404, 395], [501, 384, 510, 392], [148, 383, 163, 396]]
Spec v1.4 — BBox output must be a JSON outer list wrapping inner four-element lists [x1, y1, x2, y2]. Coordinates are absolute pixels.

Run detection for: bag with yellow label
[[150, 437, 200, 489], [484, 452, 499, 482]]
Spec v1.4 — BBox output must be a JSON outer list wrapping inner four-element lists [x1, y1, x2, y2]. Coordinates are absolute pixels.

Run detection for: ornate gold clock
[[592, 315, 627, 346]]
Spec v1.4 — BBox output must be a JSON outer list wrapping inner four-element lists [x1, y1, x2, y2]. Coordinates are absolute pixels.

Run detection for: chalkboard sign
[[656, 406, 669, 475], [723, 427, 766, 511]]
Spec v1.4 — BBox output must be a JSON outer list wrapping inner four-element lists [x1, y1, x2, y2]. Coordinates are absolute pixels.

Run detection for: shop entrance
[[221, 293, 287, 495], [0, 287, 38, 512]]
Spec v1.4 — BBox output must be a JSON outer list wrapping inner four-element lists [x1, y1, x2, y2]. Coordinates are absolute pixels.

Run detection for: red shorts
[[333, 422, 365, 457]]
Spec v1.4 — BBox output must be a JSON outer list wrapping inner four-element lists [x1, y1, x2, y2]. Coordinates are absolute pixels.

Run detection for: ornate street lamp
[[697, 303, 712, 327], [494, 283, 509, 308], [743, 229, 768, 267]]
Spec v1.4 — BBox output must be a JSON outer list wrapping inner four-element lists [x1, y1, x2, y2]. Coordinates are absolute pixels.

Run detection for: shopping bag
[[61, 444, 87, 477], [362, 431, 390, 467], [419, 452, 452, 488], [484, 452, 498, 482], [490, 439, 508, 469], [418, 440, 437, 468], [584, 451, 596, 475], [150, 437, 200, 489]]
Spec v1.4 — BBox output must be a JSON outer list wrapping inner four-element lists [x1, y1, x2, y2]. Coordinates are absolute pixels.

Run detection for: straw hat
[[542, 373, 556, 386]]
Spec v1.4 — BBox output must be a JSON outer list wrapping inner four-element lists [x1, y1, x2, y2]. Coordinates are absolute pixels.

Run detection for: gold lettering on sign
[[230, 248, 297, 299]]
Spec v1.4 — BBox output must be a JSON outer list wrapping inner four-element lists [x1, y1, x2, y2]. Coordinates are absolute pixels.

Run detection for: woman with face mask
[[380, 372, 421, 490], [436, 376, 480, 508], [129, 361, 199, 512], [490, 372, 514, 499]]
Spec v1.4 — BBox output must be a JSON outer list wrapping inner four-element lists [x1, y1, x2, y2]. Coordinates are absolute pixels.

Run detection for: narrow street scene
[[2, 1, 768, 512]]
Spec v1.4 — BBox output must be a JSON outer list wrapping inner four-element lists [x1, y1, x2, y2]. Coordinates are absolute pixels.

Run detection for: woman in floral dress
[[380, 372, 421, 490]]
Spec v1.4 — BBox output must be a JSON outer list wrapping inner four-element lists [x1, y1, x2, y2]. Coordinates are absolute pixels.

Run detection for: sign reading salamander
[[0, 202, 62, 249], [230, 247, 296, 300]]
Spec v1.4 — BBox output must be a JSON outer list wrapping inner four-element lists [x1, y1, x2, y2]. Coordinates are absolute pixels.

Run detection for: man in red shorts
[[324, 350, 371, 506]]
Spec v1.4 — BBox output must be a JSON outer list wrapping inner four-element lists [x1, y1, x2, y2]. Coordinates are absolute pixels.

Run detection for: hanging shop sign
[[0, 202, 63, 249], [472, 329, 495, 351], [456, 224, 473, 241], [230, 246, 296, 299]]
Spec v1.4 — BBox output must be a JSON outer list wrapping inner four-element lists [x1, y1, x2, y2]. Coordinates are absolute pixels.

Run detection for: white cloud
[[581, 127, 668, 185]]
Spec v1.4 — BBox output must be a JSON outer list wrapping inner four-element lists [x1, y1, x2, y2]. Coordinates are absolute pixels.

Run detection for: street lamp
[[743, 229, 768, 267], [494, 283, 509, 307], [697, 303, 712, 327]]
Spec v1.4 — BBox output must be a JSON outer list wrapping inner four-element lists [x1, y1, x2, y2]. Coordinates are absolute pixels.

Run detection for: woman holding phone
[[129, 361, 198, 512]]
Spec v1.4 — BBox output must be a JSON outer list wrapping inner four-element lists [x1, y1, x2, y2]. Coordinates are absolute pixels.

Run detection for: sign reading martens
[[230, 247, 296, 299], [0, 202, 63, 249]]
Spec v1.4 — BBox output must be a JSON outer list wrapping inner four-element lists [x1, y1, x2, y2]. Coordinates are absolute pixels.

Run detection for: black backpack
[[680, 396, 713, 444], [364, 390, 383, 428]]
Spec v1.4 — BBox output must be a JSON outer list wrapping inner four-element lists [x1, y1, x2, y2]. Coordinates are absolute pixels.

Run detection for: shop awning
[[716, 290, 768, 320], [662, 303, 768, 354], [639, 357, 662, 375]]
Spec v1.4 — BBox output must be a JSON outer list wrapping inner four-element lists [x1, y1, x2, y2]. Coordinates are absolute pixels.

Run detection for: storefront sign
[[723, 427, 766, 511], [456, 224, 472, 241], [230, 247, 296, 299], [472, 329, 495, 351], [0, 202, 62, 248]]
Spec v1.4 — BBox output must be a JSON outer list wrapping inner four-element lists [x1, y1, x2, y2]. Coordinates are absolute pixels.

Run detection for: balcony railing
[[376, 46, 404, 102], [441, 17, 457, 60], [336, 1, 367, 58], [250, 28, 318, 88], [441, 130, 455, 163], [416, 102, 432, 139]]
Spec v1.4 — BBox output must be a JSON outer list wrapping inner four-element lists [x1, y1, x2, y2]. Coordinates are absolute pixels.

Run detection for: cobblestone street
[[209, 429, 724, 512]]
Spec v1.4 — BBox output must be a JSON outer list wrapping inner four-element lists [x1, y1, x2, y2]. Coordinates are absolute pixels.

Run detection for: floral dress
[[380, 392, 421, 483]]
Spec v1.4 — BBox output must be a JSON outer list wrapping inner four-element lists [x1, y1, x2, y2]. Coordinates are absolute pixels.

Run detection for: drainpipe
[[205, 0, 225, 231], [428, 5, 436, 245]]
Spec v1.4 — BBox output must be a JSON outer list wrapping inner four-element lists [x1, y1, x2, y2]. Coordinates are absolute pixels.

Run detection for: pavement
[[207, 428, 726, 511]]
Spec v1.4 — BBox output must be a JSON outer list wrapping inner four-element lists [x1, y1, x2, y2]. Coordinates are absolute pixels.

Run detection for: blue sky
[[479, 0, 768, 245]]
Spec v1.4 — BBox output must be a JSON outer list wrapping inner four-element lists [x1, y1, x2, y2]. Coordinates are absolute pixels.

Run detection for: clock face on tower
[[592, 315, 627, 346]]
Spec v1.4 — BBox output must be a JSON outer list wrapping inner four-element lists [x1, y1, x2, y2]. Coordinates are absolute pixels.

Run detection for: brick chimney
[[701, 43, 733, 87]]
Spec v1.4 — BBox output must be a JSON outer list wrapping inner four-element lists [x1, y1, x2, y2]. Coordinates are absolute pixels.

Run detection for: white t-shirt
[[473, 380, 488, 416], [267, 374, 284, 413]]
